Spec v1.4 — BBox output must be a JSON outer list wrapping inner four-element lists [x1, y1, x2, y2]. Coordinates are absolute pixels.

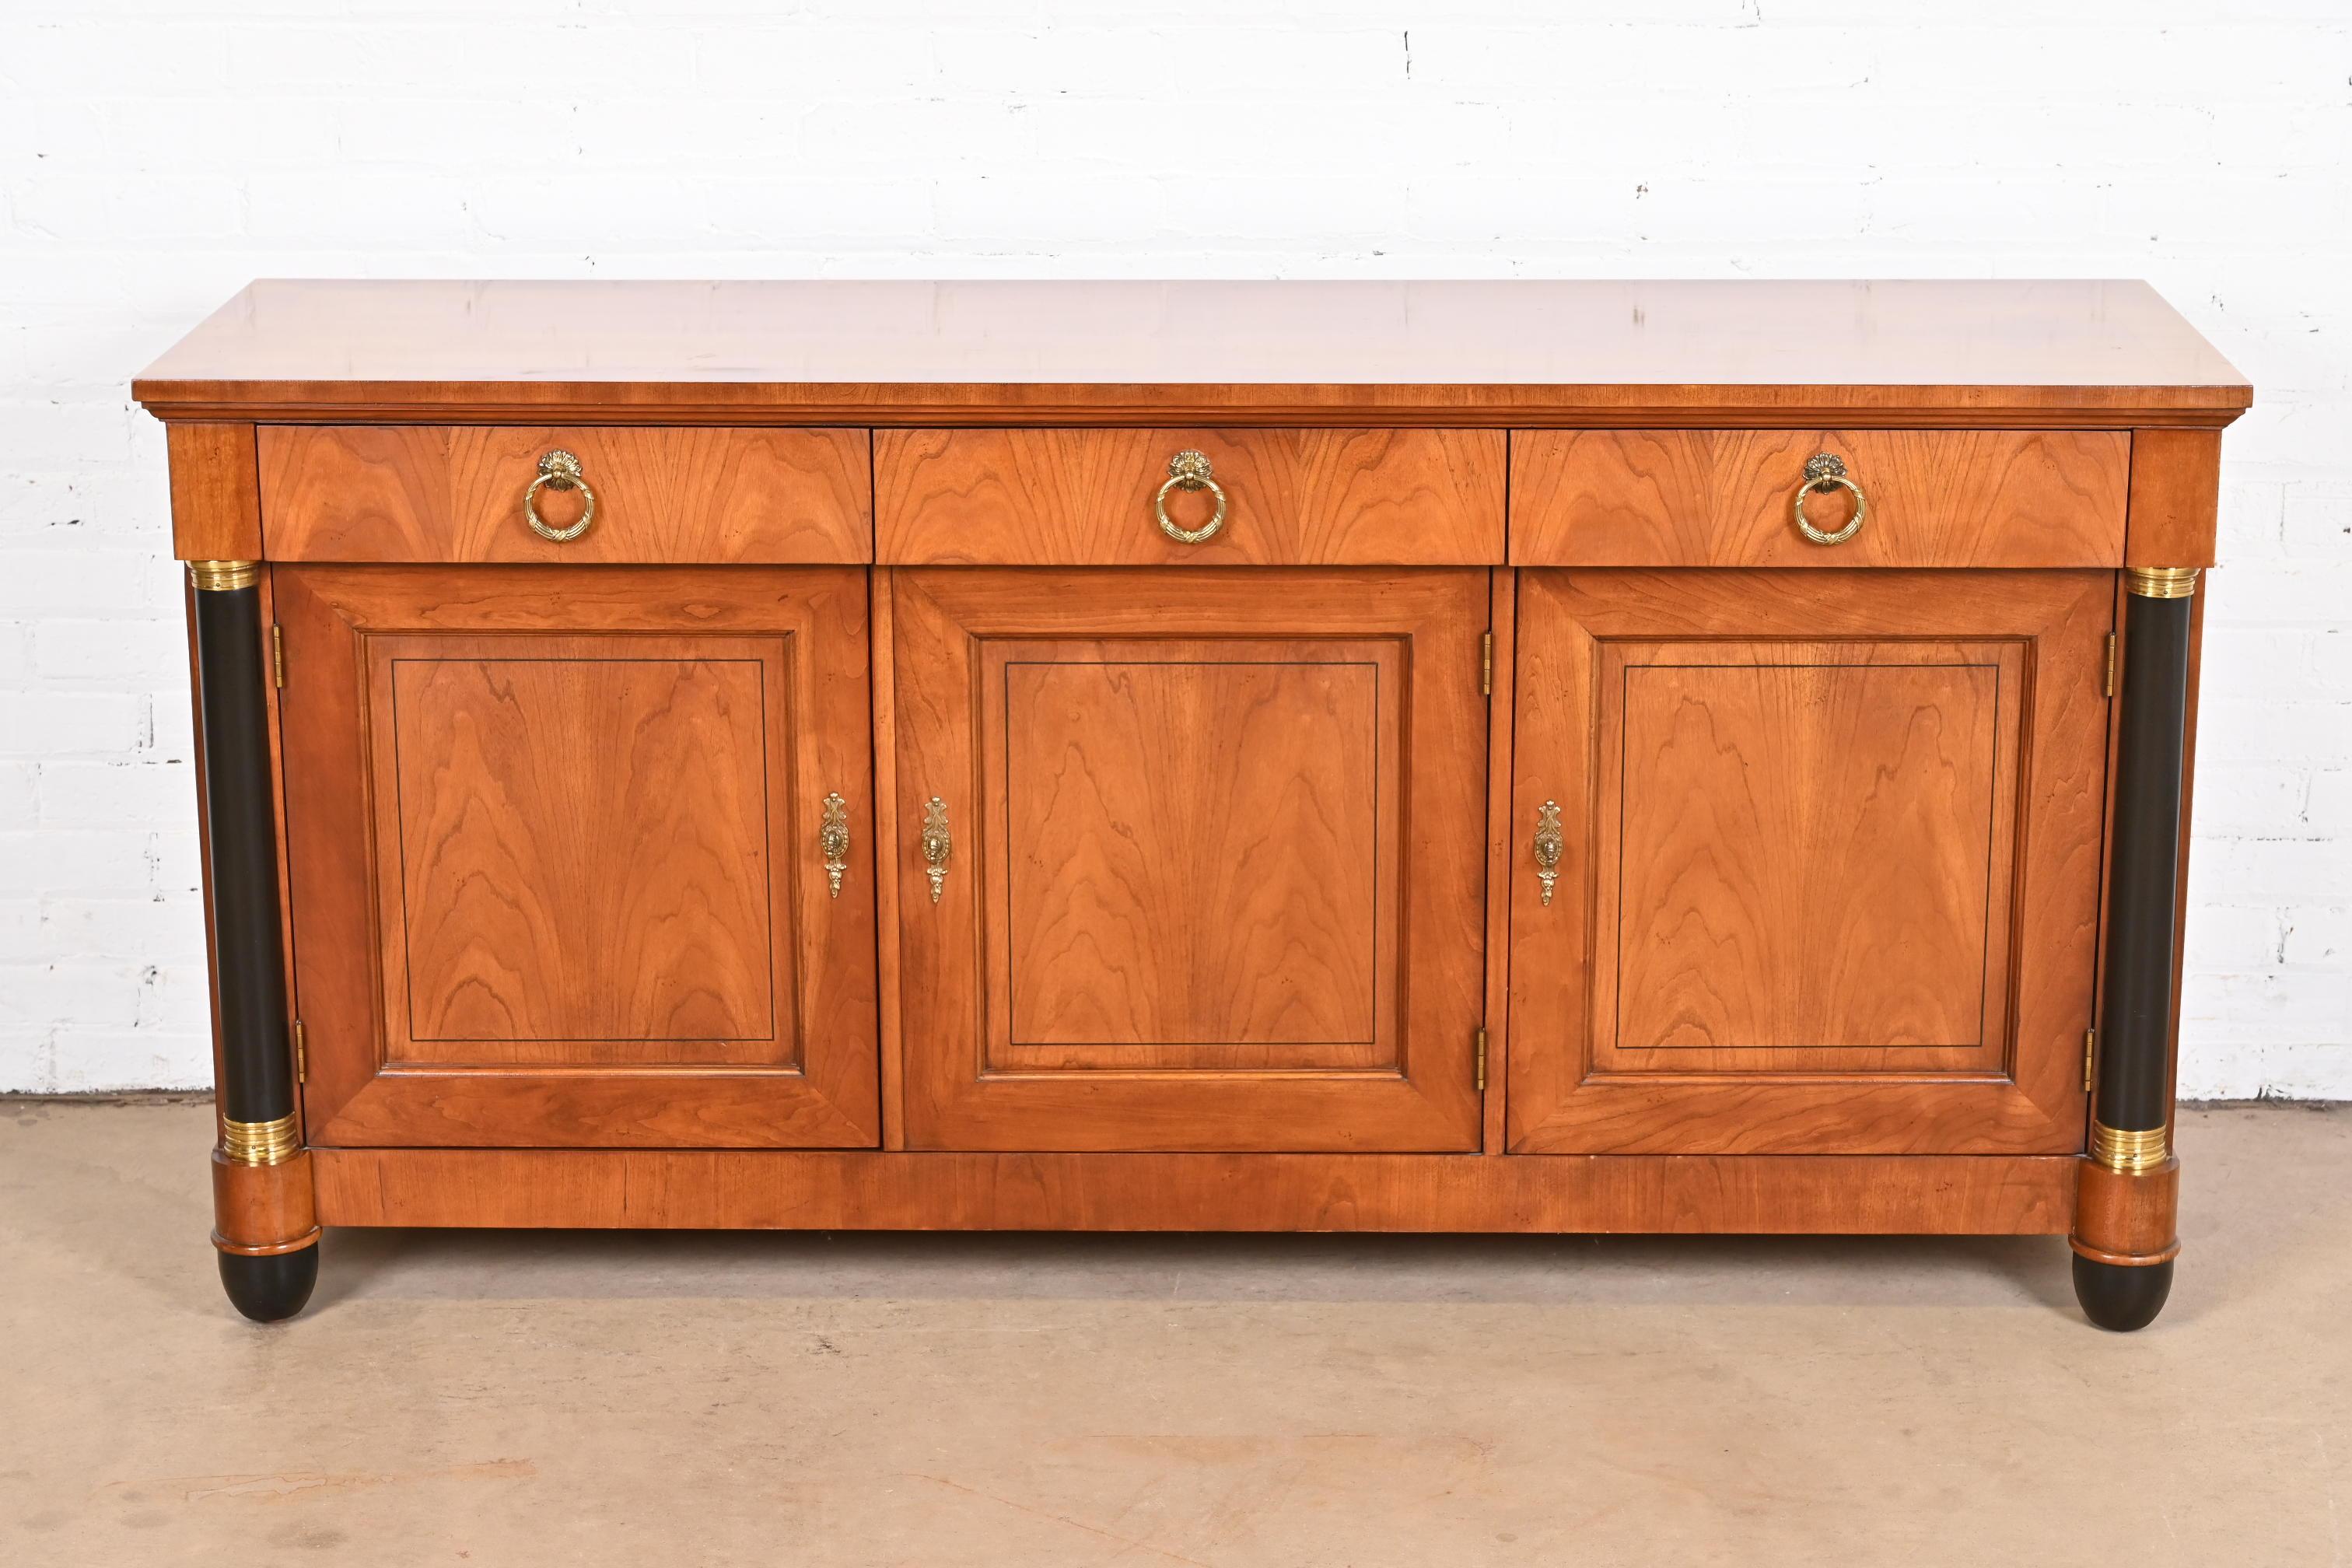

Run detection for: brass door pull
[[1532, 800, 1563, 907], [919, 796, 953, 904], [523, 449, 597, 542], [1792, 452, 1867, 546], [1153, 449, 1228, 544], [819, 791, 851, 899]]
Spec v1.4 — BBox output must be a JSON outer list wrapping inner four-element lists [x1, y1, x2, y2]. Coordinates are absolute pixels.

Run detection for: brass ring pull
[[819, 792, 851, 900], [919, 796, 952, 905], [523, 449, 597, 543], [1792, 452, 1866, 546], [1532, 800, 1563, 908], [1153, 450, 1228, 544]]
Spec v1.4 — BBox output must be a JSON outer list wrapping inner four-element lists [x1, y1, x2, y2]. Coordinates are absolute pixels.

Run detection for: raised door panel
[[1508, 569, 2109, 1154], [278, 565, 879, 1147], [996, 645, 1389, 1069], [371, 634, 786, 1062], [891, 569, 1487, 1151]]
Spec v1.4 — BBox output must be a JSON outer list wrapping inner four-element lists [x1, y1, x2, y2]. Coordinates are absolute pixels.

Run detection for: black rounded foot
[[2072, 1253, 2173, 1332], [219, 1245, 318, 1323]]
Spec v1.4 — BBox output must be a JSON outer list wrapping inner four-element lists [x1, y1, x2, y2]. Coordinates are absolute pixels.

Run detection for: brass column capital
[[2123, 565, 2200, 599], [188, 559, 261, 592]]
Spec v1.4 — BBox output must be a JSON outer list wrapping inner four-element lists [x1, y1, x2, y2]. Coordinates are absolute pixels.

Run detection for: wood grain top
[[133, 279, 2249, 427]]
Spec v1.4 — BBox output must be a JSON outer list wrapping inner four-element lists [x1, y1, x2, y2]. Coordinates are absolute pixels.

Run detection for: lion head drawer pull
[[919, 796, 953, 904], [1792, 451, 1867, 546], [523, 448, 597, 542], [1153, 449, 1229, 544]]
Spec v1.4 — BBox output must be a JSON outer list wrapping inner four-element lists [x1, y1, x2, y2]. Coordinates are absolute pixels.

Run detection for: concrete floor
[[2, 1101, 2347, 1567]]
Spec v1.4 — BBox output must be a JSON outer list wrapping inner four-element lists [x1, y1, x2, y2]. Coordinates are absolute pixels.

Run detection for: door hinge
[[2082, 1027, 2096, 1094], [1481, 632, 1493, 696], [271, 624, 285, 689], [1474, 1025, 1488, 1093], [292, 1018, 306, 1085], [2102, 632, 2116, 698]]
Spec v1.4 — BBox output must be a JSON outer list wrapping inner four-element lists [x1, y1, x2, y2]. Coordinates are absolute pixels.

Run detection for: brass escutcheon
[[820, 791, 851, 899], [920, 797, 953, 905], [1532, 800, 1564, 908]]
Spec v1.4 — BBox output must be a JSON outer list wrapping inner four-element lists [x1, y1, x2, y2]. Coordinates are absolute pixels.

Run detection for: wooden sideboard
[[134, 280, 2247, 1328]]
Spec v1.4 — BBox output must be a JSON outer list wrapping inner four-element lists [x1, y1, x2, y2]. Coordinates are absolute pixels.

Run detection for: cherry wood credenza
[[135, 280, 2246, 1327]]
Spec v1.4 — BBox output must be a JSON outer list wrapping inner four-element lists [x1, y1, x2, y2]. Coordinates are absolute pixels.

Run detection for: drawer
[[257, 426, 871, 563], [1510, 429, 2129, 567], [875, 428, 1504, 565]]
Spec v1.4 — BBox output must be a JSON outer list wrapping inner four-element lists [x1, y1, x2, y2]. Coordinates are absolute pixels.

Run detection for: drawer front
[[1510, 429, 2129, 567], [875, 428, 1505, 565], [259, 426, 871, 563]]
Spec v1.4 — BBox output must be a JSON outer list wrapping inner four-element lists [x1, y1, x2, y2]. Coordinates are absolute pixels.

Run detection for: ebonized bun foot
[[219, 1245, 318, 1323], [2072, 1252, 2173, 1332]]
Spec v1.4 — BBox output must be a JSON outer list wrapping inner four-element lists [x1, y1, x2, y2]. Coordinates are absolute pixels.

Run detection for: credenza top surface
[[134, 278, 2249, 426]]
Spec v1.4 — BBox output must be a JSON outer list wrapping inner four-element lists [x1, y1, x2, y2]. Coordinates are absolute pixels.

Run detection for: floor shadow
[[307, 1225, 2079, 1316]]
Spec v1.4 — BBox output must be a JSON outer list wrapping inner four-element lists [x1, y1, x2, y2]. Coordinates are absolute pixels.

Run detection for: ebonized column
[[191, 560, 318, 1321], [2070, 565, 2197, 1331]]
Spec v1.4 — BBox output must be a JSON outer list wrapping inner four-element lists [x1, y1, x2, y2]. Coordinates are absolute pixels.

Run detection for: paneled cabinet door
[[277, 565, 880, 1148], [1508, 569, 2111, 1154], [888, 569, 1489, 1152]]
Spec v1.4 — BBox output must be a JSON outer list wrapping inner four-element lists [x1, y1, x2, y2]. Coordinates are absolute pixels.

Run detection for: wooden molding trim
[[311, 1148, 2077, 1235], [141, 395, 2250, 430]]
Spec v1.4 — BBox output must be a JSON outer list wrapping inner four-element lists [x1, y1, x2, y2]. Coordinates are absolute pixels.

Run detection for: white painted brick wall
[[2, 1, 2345, 1096]]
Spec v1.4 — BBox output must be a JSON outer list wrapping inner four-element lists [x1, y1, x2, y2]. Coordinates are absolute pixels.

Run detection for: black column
[[2073, 565, 2197, 1332], [2093, 570, 2196, 1153], [192, 564, 295, 1132]]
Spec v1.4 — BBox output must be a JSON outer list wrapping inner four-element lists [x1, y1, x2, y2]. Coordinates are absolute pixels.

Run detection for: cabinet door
[[1509, 569, 2109, 1154], [278, 565, 880, 1147], [889, 569, 1489, 1152]]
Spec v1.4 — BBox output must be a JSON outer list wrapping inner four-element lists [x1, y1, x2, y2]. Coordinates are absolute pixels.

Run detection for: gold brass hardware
[[294, 1019, 306, 1086], [1481, 632, 1493, 696], [2083, 1027, 2096, 1093], [920, 796, 953, 905], [1153, 449, 1228, 544], [219, 1112, 300, 1167], [1532, 800, 1564, 907], [820, 791, 851, 899], [2091, 1121, 2171, 1174], [523, 449, 597, 542], [187, 560, 259, 592], [1792, 453, 1867, 546], [271, 625, 285, 689], [2102, 633, 2116, 698], [1474, 1027, 1488, 1093], [2124, 565, 2200, 600]]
